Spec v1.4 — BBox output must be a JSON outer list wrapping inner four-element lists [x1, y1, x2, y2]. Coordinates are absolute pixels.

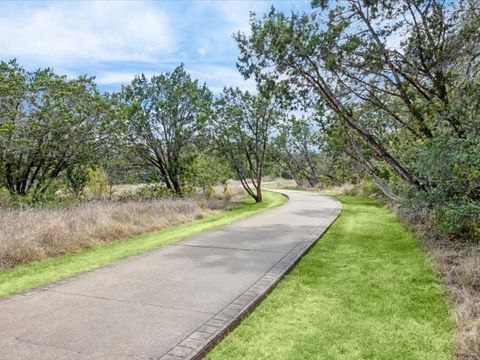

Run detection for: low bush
[[319, 182, 363, 196], [0, 188, 11, 207], [85, 167, 111, 199], [435, 202, 480, 240], [360, 180, 385, 198]]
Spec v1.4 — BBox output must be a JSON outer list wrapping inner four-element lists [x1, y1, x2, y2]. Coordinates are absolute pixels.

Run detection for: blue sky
[[0, 0, 311, 93]]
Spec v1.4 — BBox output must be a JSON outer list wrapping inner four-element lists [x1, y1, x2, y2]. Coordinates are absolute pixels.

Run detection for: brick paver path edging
[[160, 203, 340, 360]]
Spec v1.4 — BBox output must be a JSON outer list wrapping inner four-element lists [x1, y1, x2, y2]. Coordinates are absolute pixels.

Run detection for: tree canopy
[[0, 60, 111, 196], [212, 88, 283, 202], [120, 65, 212, 196], [235, 0, 479, 236]]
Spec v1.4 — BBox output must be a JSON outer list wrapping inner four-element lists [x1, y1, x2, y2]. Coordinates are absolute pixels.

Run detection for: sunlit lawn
[[207, 196, 453, 360]]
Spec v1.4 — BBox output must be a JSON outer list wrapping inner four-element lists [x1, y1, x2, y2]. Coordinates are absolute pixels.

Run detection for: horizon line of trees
[[0, 60, 340, 201]]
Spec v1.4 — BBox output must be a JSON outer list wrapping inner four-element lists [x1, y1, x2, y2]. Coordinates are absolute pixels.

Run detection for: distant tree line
[[0, 0, 478, 239]]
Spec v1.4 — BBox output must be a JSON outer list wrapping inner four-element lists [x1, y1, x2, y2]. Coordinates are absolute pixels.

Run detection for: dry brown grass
[[110, 183, 146, 196], [211, 180, 249, 200], [0, 198, 222, 271], [428, 242, 480, 360], [319, 182, 363, 196]]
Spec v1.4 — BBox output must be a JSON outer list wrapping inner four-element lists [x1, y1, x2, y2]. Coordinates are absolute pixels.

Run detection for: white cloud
[[95, 65, 256, 94], [0, 2, 175, 66], [213, 1, 270, 34], [95, 72, 141, 86], [0, 1, 295, 92], [189, 65, 257, 94]]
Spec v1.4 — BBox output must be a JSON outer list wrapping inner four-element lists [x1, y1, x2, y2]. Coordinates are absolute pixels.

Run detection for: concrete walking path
[[0, 190, 341, 360]]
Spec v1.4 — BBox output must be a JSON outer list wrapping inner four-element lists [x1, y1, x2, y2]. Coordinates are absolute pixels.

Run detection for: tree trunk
[[255, 178, 262, 203], [172, 178, 182, 196], [315, 74, 426, 191]]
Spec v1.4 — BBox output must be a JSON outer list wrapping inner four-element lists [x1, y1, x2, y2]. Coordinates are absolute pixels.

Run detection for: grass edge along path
[[207, 195, 453, 360], [0, 191, 287, 299]]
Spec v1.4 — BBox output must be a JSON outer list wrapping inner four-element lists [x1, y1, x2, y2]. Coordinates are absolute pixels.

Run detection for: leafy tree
[[236, 7, 419, 189], [120, 65, 212, 196], [0, 60, 111, 196], [236, 0, 478, 189], [274, 115, 338, 187], [236, 0, 480, 238], [212, 88, 283, 202]]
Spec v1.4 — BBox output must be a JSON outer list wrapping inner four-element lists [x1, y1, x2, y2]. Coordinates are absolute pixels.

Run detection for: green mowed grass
[[0, 191, 286, 299], [207, 196, 453, 360]]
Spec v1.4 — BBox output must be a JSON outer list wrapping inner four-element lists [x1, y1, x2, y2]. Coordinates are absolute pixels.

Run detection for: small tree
[[120, 65, 212, 196], [85, 167, 110, 199], [212, 88, 283, 203]]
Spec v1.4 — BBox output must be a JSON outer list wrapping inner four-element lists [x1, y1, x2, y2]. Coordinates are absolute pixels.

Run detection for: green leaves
[[235, 0, 480, 239], [119, 65, 213, 195], [211, 88, 283, 202], [0, 61, 110, 196]]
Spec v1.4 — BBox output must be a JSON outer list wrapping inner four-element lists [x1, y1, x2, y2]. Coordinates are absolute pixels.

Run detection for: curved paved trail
[[0, 190, 341, 360]]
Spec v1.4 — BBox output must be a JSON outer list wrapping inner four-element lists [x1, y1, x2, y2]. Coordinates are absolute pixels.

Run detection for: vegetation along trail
[[1, 0, 477, 358]]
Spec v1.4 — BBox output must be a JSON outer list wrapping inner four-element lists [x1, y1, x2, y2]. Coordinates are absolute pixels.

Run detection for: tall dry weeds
[[429, 242, 480, 360], [0, 198, 220, 271]]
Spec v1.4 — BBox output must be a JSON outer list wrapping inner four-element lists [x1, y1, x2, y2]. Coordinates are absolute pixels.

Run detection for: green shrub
[[401, 135, 480, 242], [188, 154, 232, 199], [86, 167, 110, 199], [66, 166, 89, 196], [0, 188, 12, 207], [361, 180, 383, 198], [3, 182, 80, 209], [436, 202, 480, 240]]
